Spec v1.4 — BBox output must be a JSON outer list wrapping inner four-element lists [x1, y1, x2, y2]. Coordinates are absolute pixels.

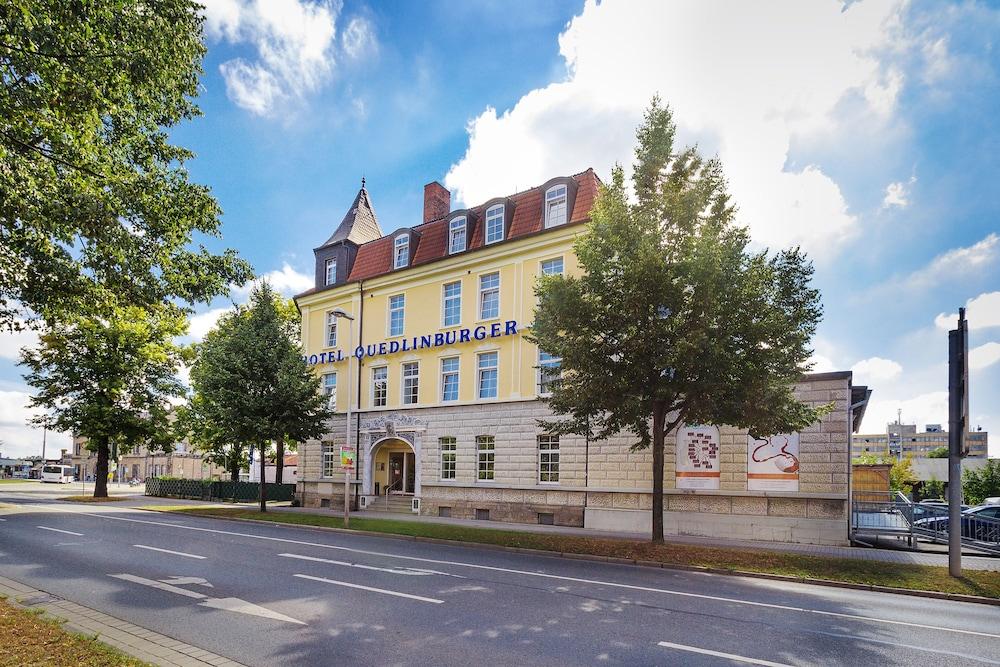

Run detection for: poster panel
[[675, 425, 721, 490], [746, 433, 800, 491]]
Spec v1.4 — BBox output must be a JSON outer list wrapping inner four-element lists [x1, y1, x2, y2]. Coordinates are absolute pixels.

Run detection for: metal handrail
[[851, 500, 1000, 555], [384, 478, 402, 509]]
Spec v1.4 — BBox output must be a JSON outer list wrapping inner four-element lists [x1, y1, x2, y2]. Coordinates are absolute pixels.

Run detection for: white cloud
[[203, 0, 341, 116], [935, 291, 1000, 331], [860, 390, 948, 434], [881, 176, 915, 209], [851, 356, 903, 385], [970, 342, 1000, 371], [922, 36, 953, 84], [341, 16, 376, 59], [187, 307, 234, 342], [231, 262, 313, 300], [445, 0, 907, 261], [805, 354, 837, 374], [0, 388, 71, 460], [897, 233, 999, 291], [0, 324, 38, 361]]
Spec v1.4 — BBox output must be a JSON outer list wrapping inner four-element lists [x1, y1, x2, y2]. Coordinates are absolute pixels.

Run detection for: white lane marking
[[808, 629, 1000, 665], [657, 642, 795, 667], [293, 573, 444, 604], [279, 552, 462, 577], [47, 507, 1000, 640], [37, 526, 83, 536], [132, 544, 206, 559], [160, 576, 213, 588], [110, 573, 305, 624], [0, 517, 7, 521]]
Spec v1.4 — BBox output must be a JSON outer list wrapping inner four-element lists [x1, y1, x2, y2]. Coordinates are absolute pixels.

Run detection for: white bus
[[41, 465, 74, 484]]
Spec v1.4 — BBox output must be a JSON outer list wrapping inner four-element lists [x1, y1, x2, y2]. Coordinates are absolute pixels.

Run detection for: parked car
[[914, 504, 1000, 542]]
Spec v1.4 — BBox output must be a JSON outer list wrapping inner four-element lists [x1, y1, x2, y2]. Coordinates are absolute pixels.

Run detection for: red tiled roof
[[347, 169, 599, 282]]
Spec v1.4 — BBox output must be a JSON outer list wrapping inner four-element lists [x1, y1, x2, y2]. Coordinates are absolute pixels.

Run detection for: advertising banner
[[340, 447, 355, 470], [747, 433, 800, 491], [675, 425, 721, 490]]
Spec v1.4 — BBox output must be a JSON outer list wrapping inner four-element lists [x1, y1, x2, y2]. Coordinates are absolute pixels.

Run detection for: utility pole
[[948, 307, 969, 577], [331, 308, 356, 529]]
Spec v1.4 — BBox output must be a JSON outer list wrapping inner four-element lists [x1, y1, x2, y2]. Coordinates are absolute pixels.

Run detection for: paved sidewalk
[[269, 504, 1000, 572], [0, 574, 244, 667]]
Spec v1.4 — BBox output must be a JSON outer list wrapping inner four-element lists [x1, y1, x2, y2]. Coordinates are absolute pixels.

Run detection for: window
[[538, 351, 561, 395], [402, 362, 419, 405], [440, 437, 456, 480], [322, 442, 336, 477], [322, 372, 337, 410], [477, 435, 495, 481], [441, 356, 459, 401], [485, 205, 504, 244], [477, 351, 498, 399], [449, 217, 466, 254], [545, 184, 568, 228], [541, 257, 564, 276], [325, 311, 338, 347], [538, 435, 559, 483], [325, 258, 337, 285], [442, 281, 462, 327], [372, 366, 387, 407], [479, 272, 500, 320], [388, 294, 405, 336], [394, 234, 409, 269]]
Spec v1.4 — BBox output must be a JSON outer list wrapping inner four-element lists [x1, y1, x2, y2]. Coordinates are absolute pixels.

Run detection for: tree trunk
[[230, 454, 239, 482], [274, 439, 284, 485], [94, 436, 110, 498], [651, 400, 666, 544], [258, 443, 267, 513]]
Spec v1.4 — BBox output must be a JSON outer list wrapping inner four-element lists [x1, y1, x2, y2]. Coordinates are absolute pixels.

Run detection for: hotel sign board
[[747, 433, 800, 492], [675, 425, 720, 490]]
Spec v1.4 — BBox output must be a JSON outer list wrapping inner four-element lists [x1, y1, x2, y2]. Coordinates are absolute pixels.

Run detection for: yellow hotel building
[[294, 170, 871, 545]]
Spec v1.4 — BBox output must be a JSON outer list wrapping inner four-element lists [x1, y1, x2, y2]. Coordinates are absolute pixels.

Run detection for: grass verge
[[0, 479, 37, 484], [0, 598, 149, 667], [60, 496, 128, 503], [153, 506, 1000, 599]]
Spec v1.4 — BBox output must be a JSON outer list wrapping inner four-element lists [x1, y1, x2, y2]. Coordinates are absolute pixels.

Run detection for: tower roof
[[320, 180, 383, 247]]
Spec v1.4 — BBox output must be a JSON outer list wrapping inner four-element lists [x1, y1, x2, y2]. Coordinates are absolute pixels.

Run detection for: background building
[[294, 171, 871, 546], [71, 435, 226, 482], [853, 421, 988, 459]]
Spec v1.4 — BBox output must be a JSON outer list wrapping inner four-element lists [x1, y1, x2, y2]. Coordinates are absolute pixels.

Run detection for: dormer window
[[325, 258, 337, 285], [449, 217, 467, 254], [545, 185, 568, 228], [485, 205, 504, 244], [394, 234, 409, 269]]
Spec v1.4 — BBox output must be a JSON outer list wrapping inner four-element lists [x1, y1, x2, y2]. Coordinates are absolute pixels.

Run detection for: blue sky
[[1, 0, 998, 459]]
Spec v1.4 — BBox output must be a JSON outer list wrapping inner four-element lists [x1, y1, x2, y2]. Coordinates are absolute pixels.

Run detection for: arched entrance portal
[[369, 437, 416, 496]]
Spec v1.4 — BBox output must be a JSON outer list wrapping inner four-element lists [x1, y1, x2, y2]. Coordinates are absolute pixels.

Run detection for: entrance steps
[[365, 495, 414, 514]]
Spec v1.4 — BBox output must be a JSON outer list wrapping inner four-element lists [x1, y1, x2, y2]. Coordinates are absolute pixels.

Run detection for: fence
[[145, 478, 295, 503], [851, 496, 1000, 555]]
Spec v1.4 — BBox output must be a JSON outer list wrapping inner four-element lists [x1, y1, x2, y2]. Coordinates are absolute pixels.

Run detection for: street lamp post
[[331, 307, 356, 528]]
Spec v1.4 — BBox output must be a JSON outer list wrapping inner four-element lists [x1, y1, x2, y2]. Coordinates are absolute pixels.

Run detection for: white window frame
[[540, 256, 564, 276], [478, 271, 500, 320], [325, 258, 337, 285], [538, 435, 560, 484], [442, 281, 462, 327], [325, 311, 338, 348], [440, 356, 460, 402], [402, 361, 419, 405], [544, 184, 568, 229], [439, 437, 457, 480], [372, 366, 388, 407], [476, 435, 495, 481], [322, 372, 337, 410], [394, 234, 409, 269], [322, 442, 337, 478], [388, 294, 405, 337], [477, 351, 498, 400], [485, 205, 504, 244], [538, 350, 561, 396], [449, 217, 467, 254]]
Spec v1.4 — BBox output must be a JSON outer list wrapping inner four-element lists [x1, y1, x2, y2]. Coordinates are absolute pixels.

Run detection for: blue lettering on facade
[[389, 341, 400, 354], [490, 322, 501, 338], [401, 338, 410, 352], [309, 354, 318, 364], [434, 332, 445, 347], [459, 328, 471, 343], [378, 342, 387, 356], [505, 320, 518, 335], [444, 330, 457, 345], [420, 335, 432, 349], [473, 325, 487, 340], [355, 346, 365, 359]]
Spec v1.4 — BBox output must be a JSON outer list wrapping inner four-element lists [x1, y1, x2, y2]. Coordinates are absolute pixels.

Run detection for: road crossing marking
[[37, 526, 82, 536], [657, 642, 795, 667], [45, 506, 1000, 641], [293, 573, 444, 604], [132, 544, 206, 559]]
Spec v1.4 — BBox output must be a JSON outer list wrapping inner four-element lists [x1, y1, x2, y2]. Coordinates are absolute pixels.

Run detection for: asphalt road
[[2, 490, 999, 667]]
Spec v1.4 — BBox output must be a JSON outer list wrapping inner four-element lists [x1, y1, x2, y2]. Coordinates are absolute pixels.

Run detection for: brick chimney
[[423, 181, 451, 223]]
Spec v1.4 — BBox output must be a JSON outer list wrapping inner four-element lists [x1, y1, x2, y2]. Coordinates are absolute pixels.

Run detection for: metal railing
[[384, 478, 403, 510], [851, 498, 1000, 555]]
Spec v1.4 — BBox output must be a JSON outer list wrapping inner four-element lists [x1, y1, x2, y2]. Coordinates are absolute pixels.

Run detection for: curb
[[138, 507, 1000, 607]]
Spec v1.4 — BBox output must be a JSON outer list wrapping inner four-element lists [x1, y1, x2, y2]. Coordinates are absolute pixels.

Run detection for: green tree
[[889, 455, 917, 497], [530, 98, 827, 543], [963, 460, 1000, 506], [1, 1, 251, 329], [921, 477, 945, 501], [187, 283, 330, 511], [927, 446, 949, 458], [20, 306, 186, 497], [176, 392, 247, 483]]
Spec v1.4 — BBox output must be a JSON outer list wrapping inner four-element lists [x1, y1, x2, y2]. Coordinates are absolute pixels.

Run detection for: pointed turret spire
[[321, 179, 383, 247]]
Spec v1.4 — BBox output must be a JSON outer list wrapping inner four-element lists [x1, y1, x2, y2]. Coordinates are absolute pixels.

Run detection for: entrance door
[[389, 452, 404, 493], [405, 452, 415, 494]]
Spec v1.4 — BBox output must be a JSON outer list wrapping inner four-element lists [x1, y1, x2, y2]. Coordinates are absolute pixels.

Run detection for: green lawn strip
[[0, 479, 38, 484], [60, 495, 129, 503], [154, 507, 1000, 599], [0, 598, 150, 667]]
